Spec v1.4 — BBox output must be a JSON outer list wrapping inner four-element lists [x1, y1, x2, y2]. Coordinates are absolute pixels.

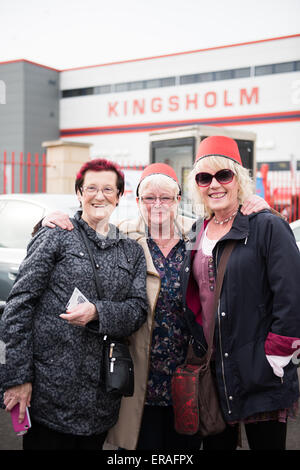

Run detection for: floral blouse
[[145, 237, 190, 406]]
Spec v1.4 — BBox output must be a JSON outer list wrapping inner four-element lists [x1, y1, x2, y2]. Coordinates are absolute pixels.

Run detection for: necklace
[[214, 210, 238, 225]]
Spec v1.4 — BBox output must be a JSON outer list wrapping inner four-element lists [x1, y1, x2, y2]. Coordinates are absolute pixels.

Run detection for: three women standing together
[[1, 136, 299, 450]]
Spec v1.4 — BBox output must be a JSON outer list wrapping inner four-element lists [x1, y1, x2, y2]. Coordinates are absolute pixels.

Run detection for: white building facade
[[59, 34, 300, 173]]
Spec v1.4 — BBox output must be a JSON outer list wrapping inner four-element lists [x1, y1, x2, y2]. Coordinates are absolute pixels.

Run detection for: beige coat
[[105, 214, 194, 450]]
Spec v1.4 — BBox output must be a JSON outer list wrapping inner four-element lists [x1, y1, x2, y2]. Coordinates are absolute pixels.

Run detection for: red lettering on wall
[[133, 99, 145, 114], [204, 92, 217, 108], [240, 87, 259, 105], [224, 90, 233, 107], [123, 101, 128, 116], [151, 97, 162, 113], [108, 102, 118, 116], [168, 95, 179, 112], [186, 94, 198, 110]]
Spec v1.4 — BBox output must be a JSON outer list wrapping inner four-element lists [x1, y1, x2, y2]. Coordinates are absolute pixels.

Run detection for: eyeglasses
[[82, 185, 117, 196], [140, 196, 177, 205], [195, 169, 235, 187]]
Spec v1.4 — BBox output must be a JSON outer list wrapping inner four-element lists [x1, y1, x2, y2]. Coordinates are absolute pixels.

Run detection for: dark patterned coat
[[0, 213, 147, 435]]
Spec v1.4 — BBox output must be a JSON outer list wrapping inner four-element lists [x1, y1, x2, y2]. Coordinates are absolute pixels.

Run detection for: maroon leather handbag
[[172, 241, 236, 437]]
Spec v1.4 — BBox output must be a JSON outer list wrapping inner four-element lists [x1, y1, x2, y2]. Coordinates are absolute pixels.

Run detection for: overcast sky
[[1, 0, 299, 70]]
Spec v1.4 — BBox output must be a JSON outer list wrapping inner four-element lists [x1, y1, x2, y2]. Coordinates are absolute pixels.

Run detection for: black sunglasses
[[195, 169, 235, 187]]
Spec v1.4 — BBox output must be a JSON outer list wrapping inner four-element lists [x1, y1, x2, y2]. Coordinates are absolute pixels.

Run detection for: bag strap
[[75, 220, 127, 344], [187, 239, 237, 366], [75, 220, 104, 300]]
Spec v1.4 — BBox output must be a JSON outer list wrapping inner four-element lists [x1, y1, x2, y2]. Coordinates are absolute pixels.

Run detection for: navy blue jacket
[[181, 209, 300, 422]]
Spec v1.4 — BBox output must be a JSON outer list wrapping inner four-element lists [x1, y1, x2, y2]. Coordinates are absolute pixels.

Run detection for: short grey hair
[[138, 174, 180, 197]]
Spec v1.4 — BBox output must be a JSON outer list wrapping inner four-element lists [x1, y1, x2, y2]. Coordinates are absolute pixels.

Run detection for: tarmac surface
[[1, 370, 299, 451]]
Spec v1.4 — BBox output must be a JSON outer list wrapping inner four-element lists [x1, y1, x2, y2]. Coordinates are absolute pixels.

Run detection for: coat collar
[[118, 214, 195, 276], [74, 210, 120, 249]]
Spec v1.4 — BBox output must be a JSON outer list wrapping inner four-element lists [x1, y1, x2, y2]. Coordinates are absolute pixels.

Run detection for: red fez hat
[[195, 136, 242, 166], [136, 162, 181, 196]]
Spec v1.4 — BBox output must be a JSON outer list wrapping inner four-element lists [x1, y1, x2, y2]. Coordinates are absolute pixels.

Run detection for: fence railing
[[0, 151, 47, 194], [0, 151, 299, 222]]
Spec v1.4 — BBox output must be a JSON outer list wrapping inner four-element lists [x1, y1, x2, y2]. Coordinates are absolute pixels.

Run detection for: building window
[[115, 82, 130, 92], [62, 88, 94, 97], [255, 61, 300, 76], [179, 74, 198, 85], [61, 59, 300, 98], [274, 61, 295, 73], [94, 84, 111, 94], [233, 67, 251, 78], [255, 64, 274, 76], [128, 81, 145, 90], [160, 77, 176, 87], [80, 87, 94, 95], [215, 69, 234, 81]]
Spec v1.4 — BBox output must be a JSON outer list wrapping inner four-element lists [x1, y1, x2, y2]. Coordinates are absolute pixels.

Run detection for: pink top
[[192, 229, 216, 345]]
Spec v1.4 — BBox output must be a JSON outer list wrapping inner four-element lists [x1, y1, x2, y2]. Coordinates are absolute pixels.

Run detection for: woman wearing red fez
[[38, 155, 270, 450], [181, 135, 300, 450]]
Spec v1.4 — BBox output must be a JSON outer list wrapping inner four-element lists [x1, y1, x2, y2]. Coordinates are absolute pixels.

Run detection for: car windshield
[[0, 200, 46, 249], [0, 195, 79, 249]]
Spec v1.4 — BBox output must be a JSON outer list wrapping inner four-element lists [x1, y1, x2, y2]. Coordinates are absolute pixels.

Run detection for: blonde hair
[[188, 156, 254, 218]]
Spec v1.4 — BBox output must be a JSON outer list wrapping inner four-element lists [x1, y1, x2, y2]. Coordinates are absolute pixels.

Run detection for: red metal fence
[[0, 151, 47, 194], [0, 151, 299, 222], [260, 164, 300, 223]]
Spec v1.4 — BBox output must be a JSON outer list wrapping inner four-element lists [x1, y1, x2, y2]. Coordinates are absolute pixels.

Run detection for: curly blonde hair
[[188, 156, 254, 218]]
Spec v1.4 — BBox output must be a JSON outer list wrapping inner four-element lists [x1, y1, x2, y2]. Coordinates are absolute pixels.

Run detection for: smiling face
[[196, 158, 240, 217], [137, 175, 180, 237], [77, 170, 119, 230]]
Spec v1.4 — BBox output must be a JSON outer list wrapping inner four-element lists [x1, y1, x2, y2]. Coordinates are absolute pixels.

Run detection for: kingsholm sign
[[107, 87, 259, 117]]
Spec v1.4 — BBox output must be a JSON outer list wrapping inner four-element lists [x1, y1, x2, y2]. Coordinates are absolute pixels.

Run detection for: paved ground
[[1, 370, 299, 451]]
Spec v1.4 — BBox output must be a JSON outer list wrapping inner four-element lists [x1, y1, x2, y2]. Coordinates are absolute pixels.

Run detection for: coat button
[[185, 267, 189, 272], [221, 312, 226, 317], [79, 252, 84, 256], [224, 353, 229, 358]]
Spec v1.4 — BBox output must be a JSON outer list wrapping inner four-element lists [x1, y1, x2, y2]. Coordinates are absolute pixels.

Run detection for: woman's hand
[[60, 302, 98, 327], [4, 383, 32, 422], [42, 211, 74, 230], [241, 194, 270, 215]]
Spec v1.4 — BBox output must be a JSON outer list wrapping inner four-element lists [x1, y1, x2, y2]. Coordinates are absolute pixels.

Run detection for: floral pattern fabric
[[145, 238, 190, 406]]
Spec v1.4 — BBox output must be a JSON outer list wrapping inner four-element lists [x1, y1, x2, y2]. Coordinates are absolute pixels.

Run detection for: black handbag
[[76, 221, 134, 397]]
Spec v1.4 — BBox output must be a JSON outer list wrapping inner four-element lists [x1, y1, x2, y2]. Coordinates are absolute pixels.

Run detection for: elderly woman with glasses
[[38, 159, 270, 450], [1, 159, 147, 450], [181, 136, 300, 450]]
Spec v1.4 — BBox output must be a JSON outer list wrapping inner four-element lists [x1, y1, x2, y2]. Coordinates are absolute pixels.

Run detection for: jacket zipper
[[215, 244, 232, 416], [217, 301, 232, 415]]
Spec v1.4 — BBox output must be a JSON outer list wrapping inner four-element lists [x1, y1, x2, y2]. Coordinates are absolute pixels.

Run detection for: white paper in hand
[[66, 287, 89, 310]]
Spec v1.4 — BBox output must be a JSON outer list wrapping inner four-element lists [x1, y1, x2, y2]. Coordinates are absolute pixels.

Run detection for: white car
[[290, 219, 300, 250], [0, 193, 80, 304]]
